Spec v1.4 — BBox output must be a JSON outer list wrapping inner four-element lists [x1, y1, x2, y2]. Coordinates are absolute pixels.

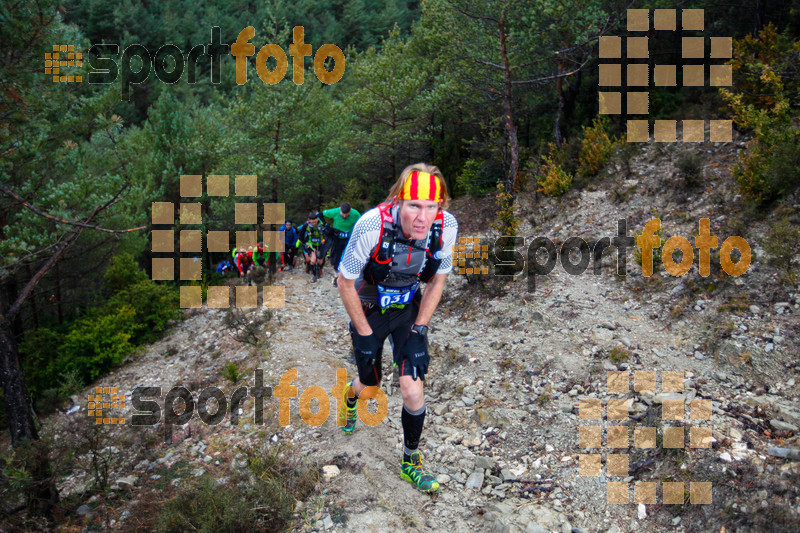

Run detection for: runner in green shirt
[[320, 202, 361, 286]]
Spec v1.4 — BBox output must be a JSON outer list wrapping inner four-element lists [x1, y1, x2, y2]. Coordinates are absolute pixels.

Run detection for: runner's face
[[399, 200, 439, 240], [309, 219, 317, 226], [341, 210, 349, 218]]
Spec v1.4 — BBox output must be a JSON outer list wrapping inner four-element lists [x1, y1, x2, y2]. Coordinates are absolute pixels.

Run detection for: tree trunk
[[54, 262, 63, 325], [565, 67, 582, 125], [390, 105, 397, 183], [200, 163, 210, 284], [554, 58, 566, 149], [754, 0, 764, 35], [498, 17, 520, 198], [431, 110, 437, 162], [4, 275, 25, 339], [25, 264, 39, 330], [0, 315, 59, 515], [0, 316, 37, 443], [268, 120, 281, 277]]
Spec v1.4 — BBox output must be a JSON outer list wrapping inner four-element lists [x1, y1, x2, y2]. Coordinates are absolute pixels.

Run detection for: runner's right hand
[[351, 330, 381, 367]]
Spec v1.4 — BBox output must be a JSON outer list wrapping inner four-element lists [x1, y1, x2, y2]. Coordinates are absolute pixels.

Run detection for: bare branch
[[4, 182, 141, 320], [473, 57, 504, 70], [511, 56, 593, 85], [454, 5, 500, 24], [0, 184, 146, 234]]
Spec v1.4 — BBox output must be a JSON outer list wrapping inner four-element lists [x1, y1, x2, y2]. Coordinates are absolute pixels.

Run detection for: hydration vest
[[302, 223, 324, 245], [363, 203, 444, 286]]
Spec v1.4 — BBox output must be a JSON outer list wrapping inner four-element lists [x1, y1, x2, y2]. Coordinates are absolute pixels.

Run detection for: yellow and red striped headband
[[398, 171, 442, 202]]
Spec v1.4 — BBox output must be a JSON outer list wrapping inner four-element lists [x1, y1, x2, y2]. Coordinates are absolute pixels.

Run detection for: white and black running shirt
[[339, 205, 458, 303]]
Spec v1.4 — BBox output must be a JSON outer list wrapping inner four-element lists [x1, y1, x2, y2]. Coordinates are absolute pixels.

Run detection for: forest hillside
[[1, 1, 799, 531]]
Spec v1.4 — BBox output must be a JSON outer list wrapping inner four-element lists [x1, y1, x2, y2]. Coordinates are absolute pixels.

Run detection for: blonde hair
[[385, 163, 450, 209]]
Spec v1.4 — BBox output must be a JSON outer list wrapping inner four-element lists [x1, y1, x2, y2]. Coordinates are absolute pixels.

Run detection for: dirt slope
[[45, 140, 800, 533]]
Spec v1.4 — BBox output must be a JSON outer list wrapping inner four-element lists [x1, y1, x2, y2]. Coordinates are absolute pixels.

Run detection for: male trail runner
[[279, 220, 298, 270], [319, 202, 361, 286], [297, 213, 327, 282], [336, 163, 457, 493]]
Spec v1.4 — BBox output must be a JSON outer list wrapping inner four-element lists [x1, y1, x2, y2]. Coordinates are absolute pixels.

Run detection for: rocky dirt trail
[[47, 142, 800, 532]]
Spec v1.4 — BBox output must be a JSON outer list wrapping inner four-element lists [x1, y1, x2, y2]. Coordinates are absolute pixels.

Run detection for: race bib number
[[337, 230, 351, 239], [377, 283, 418, 310], [310, 236, 322, 243]]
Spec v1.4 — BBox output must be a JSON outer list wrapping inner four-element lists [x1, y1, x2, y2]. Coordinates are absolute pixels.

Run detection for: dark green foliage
[[19, 327, 71, 398], [106, 280, 180, 344], [62, 0, 422, 125], [764, 218, 800, 284], [155, 443, 319, 532], [18, 260, 179, 412], [222, 361, 240, 384], [675, 151, 703, 187], [55, 305, 135, 382], [722, 24, 800, 203], [104, 253, 150, 293], [455, 159, 495, 196]]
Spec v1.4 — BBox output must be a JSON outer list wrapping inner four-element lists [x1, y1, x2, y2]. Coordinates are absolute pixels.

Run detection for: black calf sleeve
[[345, 380, 358, 408], [401, 403, 426, 455]]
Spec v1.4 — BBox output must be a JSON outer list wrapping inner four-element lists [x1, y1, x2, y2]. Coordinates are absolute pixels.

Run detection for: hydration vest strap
[[365, 203, 444, 284], [371, 203, 395, 265]]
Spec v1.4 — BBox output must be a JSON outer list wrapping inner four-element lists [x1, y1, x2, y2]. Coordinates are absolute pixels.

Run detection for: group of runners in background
[[218, 202, 361, 285]]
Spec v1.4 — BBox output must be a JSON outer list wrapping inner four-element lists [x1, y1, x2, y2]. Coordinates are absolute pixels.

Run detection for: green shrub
[[106, 280, 180, 344], [492, 183, 519, 237], [205, 270, 230, 286], [731, 134, 800, 203], [60, 305, 136, 382], [156, 443, 319, 532], [578, 116, 617, 177], [721, 25, 800, 203], [538, 143, 572, 197], [33, 370, 84, 415], [222, 361, 240, 384], [676, 151, 703, 186], [19, 327, 65, 396], [18, 256, 181, 418], [609, 346, 632, 363], [456, 158, 494, 196], [156, 475, 257, 533], [104, 253, 148, 293], [633, 218, 667, 270], [764, 218, 800, 284]]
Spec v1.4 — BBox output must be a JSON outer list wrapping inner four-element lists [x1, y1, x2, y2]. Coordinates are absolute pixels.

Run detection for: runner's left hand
[[401, 330, 429, 381]]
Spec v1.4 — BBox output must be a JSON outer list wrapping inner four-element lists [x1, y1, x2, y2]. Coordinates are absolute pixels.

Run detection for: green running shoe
[[338, 383, 357, 434], [400, 451, 440, 492]]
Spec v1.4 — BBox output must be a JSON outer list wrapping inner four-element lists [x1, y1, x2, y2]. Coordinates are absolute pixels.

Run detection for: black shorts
[[319, 239, 333, 257], [350, 296, 421, 386], [303, 243, 322, 255], [330, 236, 349, 271]]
